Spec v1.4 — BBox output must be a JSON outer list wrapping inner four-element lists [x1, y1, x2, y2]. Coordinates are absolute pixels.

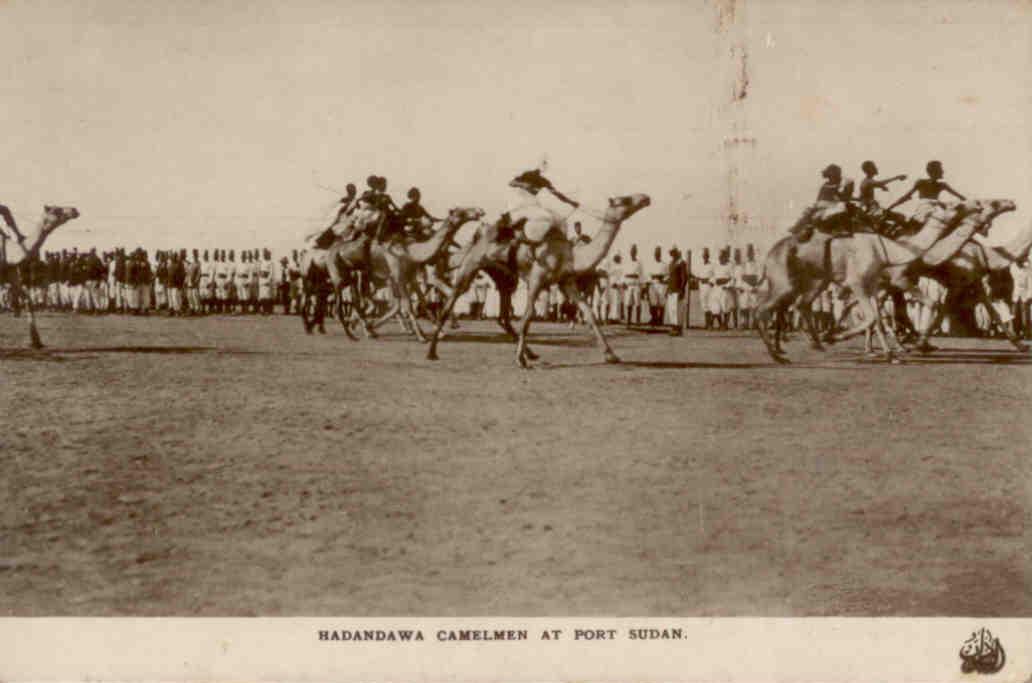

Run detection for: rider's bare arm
[[873, 175, 906, 190], [418, 204, 441, 222], [886, 182, 918, 210], [942, 183, 966, 201], [547, 186, 579, 208]]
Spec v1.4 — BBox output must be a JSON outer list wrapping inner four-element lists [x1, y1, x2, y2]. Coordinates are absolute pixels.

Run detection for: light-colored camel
[[321, 207, 485, 342], [425, 194, 651, 367], [0, 205, 81, 348], [756, 198, 1015, 362], [422, 223, 523, 339]]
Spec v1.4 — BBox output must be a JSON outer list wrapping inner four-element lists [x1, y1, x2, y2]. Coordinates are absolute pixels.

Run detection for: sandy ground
[[1, 311, 1029, 616]]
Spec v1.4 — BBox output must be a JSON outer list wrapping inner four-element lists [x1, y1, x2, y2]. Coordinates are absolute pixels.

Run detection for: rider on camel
[[886, 160, 966, 228], [856, 161, 907, 233], [493, 168, 579, 244], [398, 187, 440, 239], [789, 164, 855, 242]]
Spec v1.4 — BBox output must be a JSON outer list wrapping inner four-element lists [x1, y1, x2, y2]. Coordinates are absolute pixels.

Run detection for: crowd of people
[[0, 247, 306, 316], [3, 238, 1030, 342]]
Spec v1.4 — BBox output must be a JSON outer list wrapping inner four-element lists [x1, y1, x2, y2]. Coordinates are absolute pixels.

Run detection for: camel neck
[[405, 217, 466, 264], [571, 212, 623, 273]]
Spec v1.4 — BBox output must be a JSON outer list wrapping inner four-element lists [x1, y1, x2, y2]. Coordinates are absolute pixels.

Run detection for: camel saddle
[[789, 201, 854, 243]]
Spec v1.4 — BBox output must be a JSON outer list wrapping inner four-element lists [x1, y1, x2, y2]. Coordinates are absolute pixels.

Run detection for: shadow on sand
[[0, 345, 268, 362], [534, 359, 775, 371], [382, 332, 597, 349], [821, 350, 1032, 367]]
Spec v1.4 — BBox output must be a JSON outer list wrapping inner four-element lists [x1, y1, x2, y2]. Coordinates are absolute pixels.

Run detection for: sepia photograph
[[1, 0, 1029, 670]]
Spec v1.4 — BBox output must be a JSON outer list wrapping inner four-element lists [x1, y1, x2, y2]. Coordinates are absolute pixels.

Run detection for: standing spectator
[[136, 249, 154, 314], [730, 248, 744, 329], [186, 249, 202, 315], [712, 246, 733, 330], [605, 253, 624, 323], [84, 248, 105, 313], [153, 251, 168, 311], [624, 244, 643, 325], [68, 249, 87, 312], [666, 247, 688, 335], [696, 247, 714, 329], [288, 250, 303, 315], [168, 250, 187, 315], [1012, 257, 1032, 339], [278, 256, 291, 314], [647, 246, 666, 325], [114, 248, 129, 313], [473, 272, 490, 319], [593, 268, 608, 322], [258, 249, 277, 314], [739, 244, 761, 329]]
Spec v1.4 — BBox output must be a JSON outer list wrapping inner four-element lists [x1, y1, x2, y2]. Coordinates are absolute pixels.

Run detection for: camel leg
[[426, 264, 479, 360], [488, 272, 520, 340], [828, 290, 882, 345], [352, 280, 380, 338], [977, 289, 1029, 352], [366, 293, 403, 333], [336, 284, 360, 341], [300, 288, 315, 334], [909, 288, 947, 353], [754, 283, 794, 363], [395, 283, 427, 343], [315, 289, 328, 334], [19, 283, 44, 349], [561, 281, 619, 364], [866, 297, 898, 362], [794, 285, 827, 351], [516, 270, 548, 369], [830, 299, 858, 341], [497, 287, 522, 340], [832, 294, 894, 360]]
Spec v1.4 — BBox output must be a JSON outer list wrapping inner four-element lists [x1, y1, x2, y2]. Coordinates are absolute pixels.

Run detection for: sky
[[1, 0, 1029, 260]]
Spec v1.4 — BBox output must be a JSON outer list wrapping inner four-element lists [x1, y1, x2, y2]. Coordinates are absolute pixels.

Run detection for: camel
[[0, 205, 81, 348], [297, 206, 388, 335], [422, 223, 523, 339], [425, 193, 651, 367], [900, 218, 1032, 352], [318, 206, 485, 342], [755, 198, 1015, 363]]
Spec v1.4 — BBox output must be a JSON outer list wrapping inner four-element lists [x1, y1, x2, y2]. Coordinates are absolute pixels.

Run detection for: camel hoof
[[426, 350, 439, 361], [809, 341, 825, 351], [1014, 342, 1030, 353], [604, 352, 620, 364], [525, 349, 540, 361], [516, 356, 531, 369], [772, 354, 791, 365], [915, 342, 937, 354]]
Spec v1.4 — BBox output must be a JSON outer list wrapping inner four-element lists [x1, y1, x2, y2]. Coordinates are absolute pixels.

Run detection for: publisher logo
[[959, 628, 1005, 674]]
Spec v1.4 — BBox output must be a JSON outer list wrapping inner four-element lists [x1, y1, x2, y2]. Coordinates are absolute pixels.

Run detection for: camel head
[[42, 205, 80, 229], [604, 194, 651, 223], [34, 205, 80, 246], [443, 206, 486, 227], [967, 198, 1016, 234]]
